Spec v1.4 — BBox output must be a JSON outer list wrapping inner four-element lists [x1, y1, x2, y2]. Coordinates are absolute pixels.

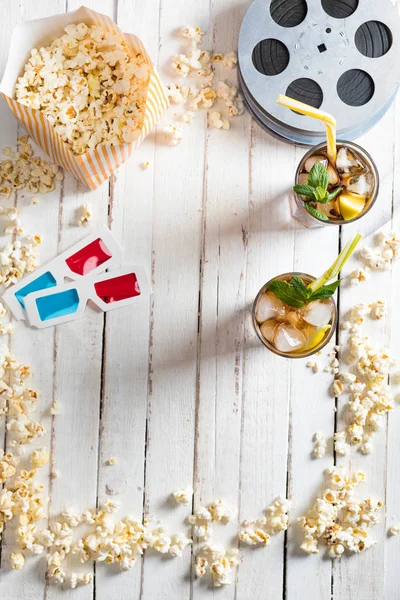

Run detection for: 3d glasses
[[24, 267, 151, 328], [2, 227, 151, 328]]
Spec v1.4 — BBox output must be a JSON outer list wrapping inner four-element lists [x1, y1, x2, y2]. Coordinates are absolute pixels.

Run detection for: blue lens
[[16, 271, 57, 308], [36, 289, 80, 321]]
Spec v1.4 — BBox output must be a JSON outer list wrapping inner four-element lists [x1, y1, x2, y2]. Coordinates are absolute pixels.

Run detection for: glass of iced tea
[[291, 141, 379, 228], [252, 272, 338, 358]]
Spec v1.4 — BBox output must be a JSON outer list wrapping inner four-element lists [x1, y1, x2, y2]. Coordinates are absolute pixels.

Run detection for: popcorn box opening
[[0, 6, 169, 190]]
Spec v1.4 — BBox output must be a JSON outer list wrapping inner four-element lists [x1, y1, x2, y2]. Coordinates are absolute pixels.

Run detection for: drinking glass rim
[[294, 140, 379, 226], [252, 272, 338, 359]]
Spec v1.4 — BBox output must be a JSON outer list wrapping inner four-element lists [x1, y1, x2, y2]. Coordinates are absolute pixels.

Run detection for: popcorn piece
[[164, 123, 183, 146], [209, 110, 230, 130], [350, 268, 369, 286], [9, 552, 25, 570], [334, 431, 350, 456], [181, 26, 205, 46], [76, 204, 93, 227], [188, 499, 234, 540], [390, 524, 400, 536], [31, 448, 49, 468], [371, 300, 386, 320], [313, 432, 327, 459], [298, 467, 381, 557], [107, 458, 117, 466], [50, 400, 61, 415], [140, 161, 150, 170], [70, 572, 93, 589], [172, 485, 193, 506], [211, 51, 237, 69], [332, 380, 344, 397], [195, 544, 239, 587], [239, 496, 290, 546]]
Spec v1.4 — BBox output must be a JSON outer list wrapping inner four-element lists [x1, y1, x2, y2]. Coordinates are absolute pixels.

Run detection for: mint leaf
[[327, 187, 343, 202], [309, 280, 341, 301], [305, 203, 329, 221], [314, 186, 328, 202], [268, 280, 307, 309], [293, 184, 316, 198], [308, 162, 329, 190], [290, 276, 311, 302]]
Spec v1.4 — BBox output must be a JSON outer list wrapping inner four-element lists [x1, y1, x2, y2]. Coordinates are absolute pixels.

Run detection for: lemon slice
[[304, 325, 331, 351], [339, 192, 366, 221]]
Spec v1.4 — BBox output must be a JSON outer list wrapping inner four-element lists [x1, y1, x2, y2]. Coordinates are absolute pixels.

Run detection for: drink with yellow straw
[[277, 95, 379, 227], [252, 234, 361, 358]]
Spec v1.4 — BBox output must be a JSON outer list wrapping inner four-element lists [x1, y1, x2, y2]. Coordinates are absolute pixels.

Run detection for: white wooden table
[[1, 0, 400, 598]]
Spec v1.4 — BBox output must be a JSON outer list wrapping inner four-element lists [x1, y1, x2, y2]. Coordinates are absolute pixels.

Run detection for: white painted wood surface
[[0, 1, 400, 598]]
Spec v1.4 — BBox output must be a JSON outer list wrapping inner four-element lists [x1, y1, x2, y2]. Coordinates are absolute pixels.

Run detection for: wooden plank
[[139, 0, 208, 597], [192, 0, 251, 597], [94, 0, 161, 598], [45, 2, 114, 599], [285, 144, 339, 600], [0, 3, 65, 600], [332, 106, 396, 600], [385, 96, 400, 600]]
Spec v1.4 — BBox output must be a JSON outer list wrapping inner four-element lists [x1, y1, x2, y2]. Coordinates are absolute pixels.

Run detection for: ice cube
[[260, 320, 278, 343], [302, 300, 333, 327], [327, 164, 339, 185], [345, 173, 373, 198], [274, 323, 306, 353], [336, 147, 365, 175], [255, 292, 286, 323], [304, 155, 327, 173]]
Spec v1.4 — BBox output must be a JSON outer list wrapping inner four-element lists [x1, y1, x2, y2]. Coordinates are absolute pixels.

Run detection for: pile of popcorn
[[238, 496, 291, 546], [352, 231, 400, 279], [0, 234, 41, 288], [298, 467, 382, 557], [0, 137, 63, 200], [333, 301, 396, 456], [15, 23, 151, 154], [163, 25, 244, 145]]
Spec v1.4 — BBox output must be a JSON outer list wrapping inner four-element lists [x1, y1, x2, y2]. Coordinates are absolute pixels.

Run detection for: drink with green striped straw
[[252, 234, 361, 358]]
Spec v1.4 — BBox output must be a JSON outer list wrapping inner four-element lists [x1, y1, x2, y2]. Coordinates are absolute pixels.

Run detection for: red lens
[[65, 238, 112, 276], [94, 273, 141, 304]]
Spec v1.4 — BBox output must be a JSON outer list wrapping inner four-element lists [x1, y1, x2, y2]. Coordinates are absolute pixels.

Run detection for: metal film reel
[[238, 0, 400, 144]]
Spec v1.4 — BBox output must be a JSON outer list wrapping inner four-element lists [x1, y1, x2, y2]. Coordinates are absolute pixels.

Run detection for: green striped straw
[[307, 233, 362, 293]]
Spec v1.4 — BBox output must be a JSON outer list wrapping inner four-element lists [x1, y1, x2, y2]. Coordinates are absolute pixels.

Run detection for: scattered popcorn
[[181, 26, 206, 46], [334, 431, 351, 456], [306, 360, 319, 374], [371, 300, 386, 320], [164, 123, 183, 146], [9, 552, 25, 570], [76, 204, 93, 227], [299, 467, 381, 557], [16, 24, 151, 154], [70, 572, 93, 589], [211, 51, 237, 69], [239, 496, 290, 546], [172, 485, 193, 506], [389, 524, 400, 536], [359, 233, 400, 271], [0, 235, 41, 288], [181, 111, 195, 124], [313, 433, 327, 459], [332, 380, 344, 397], [195, 544, 240, 587], [0, 140, 62, 202], [31, 448, 49, 468], [188, 499, 234, 540], [350, 267, 369, 286], [209, 110, 230, 130], [141, 161, 150, 170], [107, 457, 117, 466], [50, 400, 61, 415]]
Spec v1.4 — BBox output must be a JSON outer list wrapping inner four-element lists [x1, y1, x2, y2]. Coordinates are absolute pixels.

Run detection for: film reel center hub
[[238, 0, 400, 144]]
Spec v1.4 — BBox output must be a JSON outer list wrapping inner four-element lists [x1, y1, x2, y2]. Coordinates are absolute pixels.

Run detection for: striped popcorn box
[[0, 6, 169, 190]]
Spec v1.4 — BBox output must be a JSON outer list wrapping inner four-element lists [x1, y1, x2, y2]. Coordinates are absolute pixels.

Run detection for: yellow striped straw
[[277, 94, 337, 164]]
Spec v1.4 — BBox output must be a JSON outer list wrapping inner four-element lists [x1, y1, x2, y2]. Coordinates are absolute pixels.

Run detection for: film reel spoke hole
[[270, 0, 307, 28], [355, 21, 393, 58], [337, 69, 375, 106], [318, 43, 327, 53], [252, 39, 290, 75], [321, 0, 358, 19], [286, 78, 323, 112]]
